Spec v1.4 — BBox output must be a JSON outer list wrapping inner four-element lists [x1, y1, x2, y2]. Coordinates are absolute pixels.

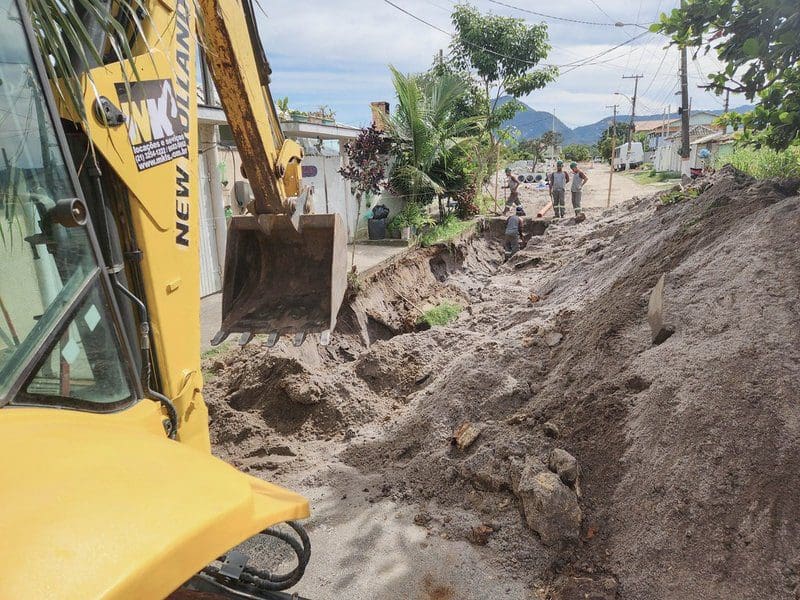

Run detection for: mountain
[[500, 96, 753, 145], [498, 97, 572, 140]]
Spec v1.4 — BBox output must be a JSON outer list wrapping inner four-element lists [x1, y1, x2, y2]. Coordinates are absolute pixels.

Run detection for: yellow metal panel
[[0, 407, 309, 599], [63, 0, 208, 450]]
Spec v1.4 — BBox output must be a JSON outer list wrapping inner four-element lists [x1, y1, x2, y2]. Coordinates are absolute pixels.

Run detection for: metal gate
[[198, 156, 222, 297]]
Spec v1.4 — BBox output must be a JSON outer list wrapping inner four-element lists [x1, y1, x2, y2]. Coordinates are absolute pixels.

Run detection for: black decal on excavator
[[116, 80, 189, 171], [174, 0, 192, 247], [174, 0, 191, 129], [176, 166, 190, 246]]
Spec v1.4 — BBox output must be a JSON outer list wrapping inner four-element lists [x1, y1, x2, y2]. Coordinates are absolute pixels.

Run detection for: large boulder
[[515, 460, 581, 546]]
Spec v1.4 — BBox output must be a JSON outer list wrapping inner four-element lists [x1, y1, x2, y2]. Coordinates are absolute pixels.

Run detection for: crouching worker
[[505, 205, 525, 258]]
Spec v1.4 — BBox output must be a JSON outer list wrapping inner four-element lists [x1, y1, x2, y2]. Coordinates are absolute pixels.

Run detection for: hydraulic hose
[[113, 280, 178, 438], [202, 521, 311, 593]]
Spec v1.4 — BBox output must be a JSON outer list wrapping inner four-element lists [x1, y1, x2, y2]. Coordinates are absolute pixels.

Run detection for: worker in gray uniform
[[547, 160, 569, 219], [570, 161, 589, 221], [504, 205, 525, 258]]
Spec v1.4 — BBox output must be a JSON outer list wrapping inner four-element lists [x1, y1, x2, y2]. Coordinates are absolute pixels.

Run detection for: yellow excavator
[[0, 0, 346, 596]]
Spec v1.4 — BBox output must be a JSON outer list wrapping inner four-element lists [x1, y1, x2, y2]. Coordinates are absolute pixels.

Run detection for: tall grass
[[418, 214, 475, 247], [717, 146, 800, 179]]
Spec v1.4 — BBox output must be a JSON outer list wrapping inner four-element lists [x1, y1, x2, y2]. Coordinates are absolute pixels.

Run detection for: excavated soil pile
[[204, 167, 800, 599]]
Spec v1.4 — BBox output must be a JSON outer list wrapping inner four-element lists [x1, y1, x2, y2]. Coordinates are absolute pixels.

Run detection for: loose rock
[[515, 460, 581, 546], [413, 512, 432, 527], [542, 422, 560, 438], [467, 524, 494, 546], [452, 422, 482, 451], [544, 331, 564, 347], [548, 448, 580, 487]]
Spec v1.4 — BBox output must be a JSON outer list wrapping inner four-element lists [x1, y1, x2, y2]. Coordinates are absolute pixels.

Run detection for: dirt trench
[[204, 167, 800, 600]]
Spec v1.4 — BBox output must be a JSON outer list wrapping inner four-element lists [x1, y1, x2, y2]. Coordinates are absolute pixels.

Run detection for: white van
[[612, 142, 644, 171]]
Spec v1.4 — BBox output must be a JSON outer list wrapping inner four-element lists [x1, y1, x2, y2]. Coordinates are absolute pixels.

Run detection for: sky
[[256, 0, 746, 129]]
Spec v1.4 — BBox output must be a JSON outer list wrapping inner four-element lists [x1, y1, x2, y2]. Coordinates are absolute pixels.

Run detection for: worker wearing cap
[[502, 167, 522, 214], [569, 161, 589, 219], [504, 205, 525, 257], [547, 161, 569, 219]]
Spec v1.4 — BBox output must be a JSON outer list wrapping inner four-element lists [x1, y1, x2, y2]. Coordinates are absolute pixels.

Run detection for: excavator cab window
[[0, 0, 136, 411]]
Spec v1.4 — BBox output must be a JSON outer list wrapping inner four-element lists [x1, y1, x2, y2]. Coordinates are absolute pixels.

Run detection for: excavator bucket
[[212, 213, 347, 346]]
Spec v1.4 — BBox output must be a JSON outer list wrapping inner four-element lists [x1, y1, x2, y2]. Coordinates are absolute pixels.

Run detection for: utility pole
[[723, 89, 730, 113], [605, 104, 618, 208], [622, 74, 644, 169], [679, 7, 691, 177]]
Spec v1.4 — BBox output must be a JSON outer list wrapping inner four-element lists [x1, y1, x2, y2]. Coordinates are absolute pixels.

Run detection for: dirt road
[[491, 163, 670, 218], [205, 168, 800, 599]]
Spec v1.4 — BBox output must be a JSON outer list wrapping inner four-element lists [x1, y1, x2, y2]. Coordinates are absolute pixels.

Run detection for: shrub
[[418, 214, 475, 247], [388, 202, 435, 235], [717, 146, 800, 179], [660, 187, 700, 205], [418, 302, 462, 327]]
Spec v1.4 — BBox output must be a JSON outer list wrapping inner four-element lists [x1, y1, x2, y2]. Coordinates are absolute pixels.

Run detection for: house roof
[[666, 124, 720, 140], [635, 118, 678, 133], [636, 111, 722, 134], [691, 131, 736, 145]]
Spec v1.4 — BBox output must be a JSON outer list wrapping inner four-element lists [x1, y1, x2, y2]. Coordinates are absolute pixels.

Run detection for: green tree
[[385, 66, 479, 220], [597, 122, 632, 161], [656, 0, 800, 150], [563, 144, 591, 162], [713, 111, 745, 132], [450, 4, 557, 177], [539, 130, 563, 152]]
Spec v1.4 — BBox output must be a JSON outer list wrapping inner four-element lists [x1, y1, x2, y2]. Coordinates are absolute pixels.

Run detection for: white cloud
[[258, 0, 748, 130]]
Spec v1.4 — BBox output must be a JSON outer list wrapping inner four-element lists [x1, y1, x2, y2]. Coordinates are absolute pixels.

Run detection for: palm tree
[[385, 65, 479, 220], [27, 0, 152, 129]]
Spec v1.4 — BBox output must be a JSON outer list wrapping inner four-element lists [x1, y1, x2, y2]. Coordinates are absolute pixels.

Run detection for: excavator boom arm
[[198, 0, 302, 214]]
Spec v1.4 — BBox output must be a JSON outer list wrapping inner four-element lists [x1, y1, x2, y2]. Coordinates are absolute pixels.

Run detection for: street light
[[614, 91, 632, 105], [615, 21, 650, 29]]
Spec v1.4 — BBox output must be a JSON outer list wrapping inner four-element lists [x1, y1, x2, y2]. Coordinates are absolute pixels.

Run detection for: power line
[[382, 0, 559, 69], [382, 0, 451, 35], [486, 0, 642, 27], [381, 0, 648, 75], [559, 31, 650, 73], [586, 0, 618, 25], [640, 46, 671, 96]]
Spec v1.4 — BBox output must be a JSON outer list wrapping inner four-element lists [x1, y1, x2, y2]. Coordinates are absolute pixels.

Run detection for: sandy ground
[[203, 170, 774, 598], [490, 162, 670, 218]]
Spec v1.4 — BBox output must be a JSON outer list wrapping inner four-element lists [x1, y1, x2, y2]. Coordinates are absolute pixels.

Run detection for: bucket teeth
[[238, 332, 254, 346], [210, 330, 229, 347], [266, 332, 279, 347], [319, 330, 331, 346], [293, 332, 306, 347]]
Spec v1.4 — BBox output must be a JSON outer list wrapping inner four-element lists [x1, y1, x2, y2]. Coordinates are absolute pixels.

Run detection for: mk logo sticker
[[116, 79, 189, 171]]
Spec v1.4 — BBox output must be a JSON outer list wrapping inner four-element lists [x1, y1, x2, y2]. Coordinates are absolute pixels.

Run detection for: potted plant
[[289, 109, 308, 123], [309, 105, 336, 125]]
